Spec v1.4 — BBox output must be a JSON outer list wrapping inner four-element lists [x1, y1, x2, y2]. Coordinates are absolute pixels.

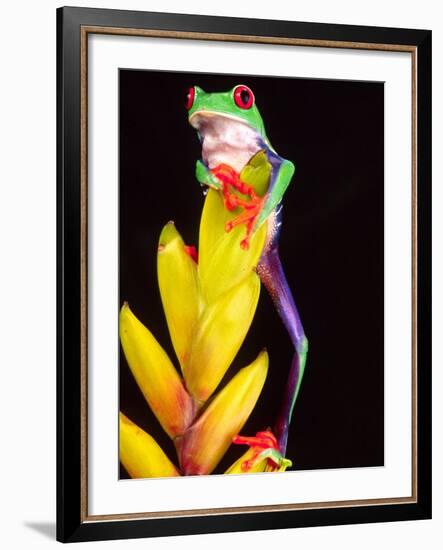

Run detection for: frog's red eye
[[233, 85, 254, 109], [185, 87, 195, 110]]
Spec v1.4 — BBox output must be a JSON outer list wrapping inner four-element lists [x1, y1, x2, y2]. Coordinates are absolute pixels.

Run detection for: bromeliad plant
[[120, 184, 291, 477]]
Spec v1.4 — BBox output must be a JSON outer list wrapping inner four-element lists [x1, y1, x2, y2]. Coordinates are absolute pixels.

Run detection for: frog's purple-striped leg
[[257, 242, 308, 454], [255, 150, 308, 455]]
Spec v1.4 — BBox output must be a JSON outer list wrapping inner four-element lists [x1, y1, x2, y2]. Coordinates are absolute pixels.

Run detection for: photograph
[[118, 69, 385, 479]]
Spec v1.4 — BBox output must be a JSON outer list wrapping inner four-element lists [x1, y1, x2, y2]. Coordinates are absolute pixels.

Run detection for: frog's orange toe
[[210, 162, 264, 249], [240, 239, 250, 250]]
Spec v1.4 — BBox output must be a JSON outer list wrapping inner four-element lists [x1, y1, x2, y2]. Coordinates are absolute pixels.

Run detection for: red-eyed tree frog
[[186, 84, 309, 459]]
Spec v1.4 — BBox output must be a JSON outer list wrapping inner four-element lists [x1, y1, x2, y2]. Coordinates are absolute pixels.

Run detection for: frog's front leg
[[195, 159, 222, 190], [197, 159, 266, 249], [196, 159, 254, 209]]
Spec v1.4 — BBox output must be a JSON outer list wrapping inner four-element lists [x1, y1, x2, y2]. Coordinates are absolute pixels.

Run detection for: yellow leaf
[[157, 222, 200, 370], [177, 350, 268, 475], [120, 304, 195, 438], [184, 273, 260, 404], [224, 448, 267, 474], [198, 189, 267, 304], [119, 413, 180, 478], [239, 150, 272, 197]]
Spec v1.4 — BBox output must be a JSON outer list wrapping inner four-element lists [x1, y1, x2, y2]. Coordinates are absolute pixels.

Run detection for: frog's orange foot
[[233, 430, 279, 450], [211, 163, 255, 197], [233, 430, 283, 472], [224, 195, 264, 249], [211, 163, 238, 185], [210, 164, 264, 250]]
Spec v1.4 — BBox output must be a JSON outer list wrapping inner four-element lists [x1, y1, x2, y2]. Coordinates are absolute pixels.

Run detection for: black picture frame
[[57, 6, 432, 543]]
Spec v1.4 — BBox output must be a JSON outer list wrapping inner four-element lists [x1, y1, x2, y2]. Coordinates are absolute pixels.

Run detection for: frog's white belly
[[190, 112, 261, 173]]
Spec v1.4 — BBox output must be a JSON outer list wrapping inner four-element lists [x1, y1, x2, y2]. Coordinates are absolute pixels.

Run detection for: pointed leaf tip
[[158, 220, 179, 246], [119, 413, 180, 478], [119, 304, 195, 438], [157, 223, 200, 371], [178, 350, 269, 475], [184, 273, 261, 403]]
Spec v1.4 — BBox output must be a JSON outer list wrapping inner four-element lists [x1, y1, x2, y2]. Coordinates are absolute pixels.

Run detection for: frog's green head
[[186, 85, 272, 171], [186, 85, 267, 140]]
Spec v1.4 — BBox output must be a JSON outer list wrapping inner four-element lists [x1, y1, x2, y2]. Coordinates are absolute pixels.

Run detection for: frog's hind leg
[[257, 241, 308, 455]]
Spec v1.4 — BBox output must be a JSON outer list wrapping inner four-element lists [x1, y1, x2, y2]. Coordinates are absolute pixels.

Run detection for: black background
[[119, 69, 384, 478]]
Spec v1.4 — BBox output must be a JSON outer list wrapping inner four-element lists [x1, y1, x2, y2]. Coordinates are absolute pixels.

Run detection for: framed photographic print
[[57, 6, 432, 543]]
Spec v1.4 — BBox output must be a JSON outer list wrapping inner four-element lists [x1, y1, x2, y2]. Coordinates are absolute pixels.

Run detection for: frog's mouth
[[189, 111, 261, 173], [189, 110, 251, 128]]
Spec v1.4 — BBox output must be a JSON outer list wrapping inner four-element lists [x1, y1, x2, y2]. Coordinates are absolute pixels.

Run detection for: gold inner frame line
[[79, 25, 418, 523]]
